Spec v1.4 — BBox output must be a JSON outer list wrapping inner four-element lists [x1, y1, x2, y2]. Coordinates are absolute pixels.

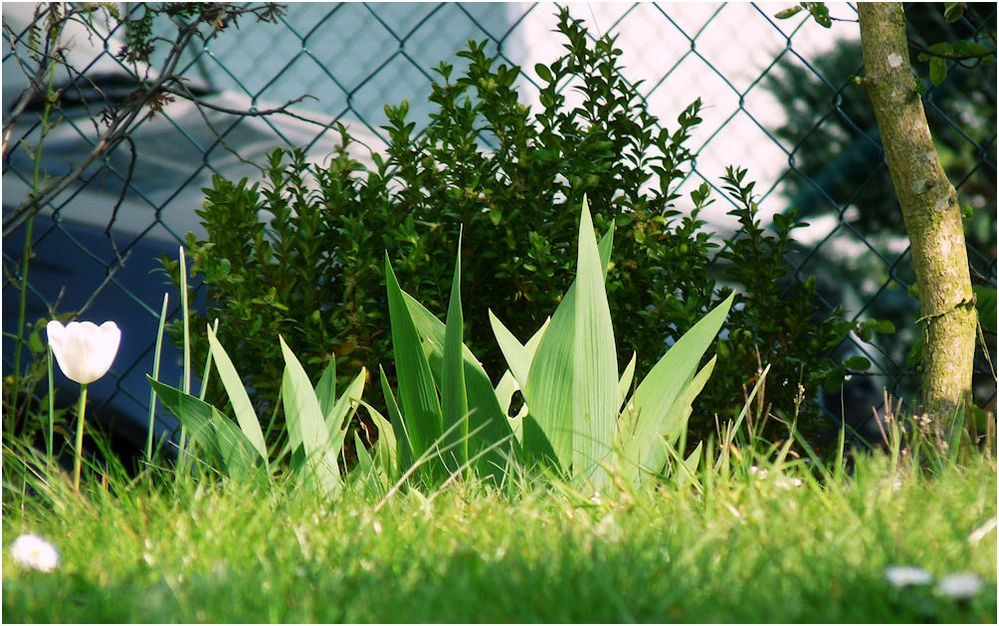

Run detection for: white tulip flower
[[10, 534, 60, 572], [46, 320, 121, 489], [936, 573, 983, 599], [46, 320, 121, 385], [885, 565, 933, 587]]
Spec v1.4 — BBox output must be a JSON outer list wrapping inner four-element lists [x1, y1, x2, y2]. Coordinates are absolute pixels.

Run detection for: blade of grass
[[720, 362, 771, 457], [179, 247, 191, 395]]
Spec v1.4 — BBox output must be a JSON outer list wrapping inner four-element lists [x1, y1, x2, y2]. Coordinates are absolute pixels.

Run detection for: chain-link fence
[[3, 2, 996, 449]]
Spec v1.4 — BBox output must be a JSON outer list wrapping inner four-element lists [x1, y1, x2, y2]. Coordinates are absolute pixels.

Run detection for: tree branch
[[3, 20, 199, 238], [858, 3, 978, 420]]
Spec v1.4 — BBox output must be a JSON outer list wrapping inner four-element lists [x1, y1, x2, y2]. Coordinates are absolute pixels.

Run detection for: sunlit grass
[[3, 451, 995, 623]]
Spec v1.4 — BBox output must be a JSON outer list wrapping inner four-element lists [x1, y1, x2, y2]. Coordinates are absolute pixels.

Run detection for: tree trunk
[[858, 3, 978, 424]]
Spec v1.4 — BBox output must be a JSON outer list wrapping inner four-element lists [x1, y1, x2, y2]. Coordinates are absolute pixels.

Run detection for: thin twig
[[75, 251, 130, 318], [3, 16, 198, 237], [104, 136, 137, 265], [163, 87, 317, 118]]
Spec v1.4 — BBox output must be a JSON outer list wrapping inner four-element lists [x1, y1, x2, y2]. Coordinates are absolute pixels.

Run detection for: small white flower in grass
[[10, 534, 60, 572], [885, 565, 933, 587], [590, 491, 602, 506], [880, 477, 903, 492], [936, 573, 983, 599], [774, 476, 803, 489], [750, 466, 801, 488], [46, 320, 121, 384]]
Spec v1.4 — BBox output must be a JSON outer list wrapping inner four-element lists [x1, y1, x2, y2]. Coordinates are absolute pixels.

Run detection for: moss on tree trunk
[[858, 3, 978, 423]]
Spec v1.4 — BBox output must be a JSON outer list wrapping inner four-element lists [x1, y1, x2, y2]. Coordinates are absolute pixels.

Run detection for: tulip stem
[[147, 293, 169, 461], [177, 247, 191, 474], [73, 383, 88, 491], [46, 346, 55, 462]]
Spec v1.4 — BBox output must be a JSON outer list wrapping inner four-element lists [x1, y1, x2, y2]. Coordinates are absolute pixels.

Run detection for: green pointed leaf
[[353, 431, 374, 475], [628, 293, 733, 455], [402, 292, 515, 479], [380, 365, 412, 474], [385, 255, 443, 457], [493, 316, 551, 447], [523, 291, 575, 469], [491, 314, 552, 395], [597, 222, 614, 280], [618, 291, 729, 485], [280, 337, 341, 494], [490, 312, 532, 390], [675, 442, 703, 489], [148, 377, 221, 460], [534, 62, 553, 82], [637, 356, 717, 480], [206, 326, 268, 465], [943, 3, 965, 23], [327, 367, 366, 436], [618, 352, 637, 413], [148, 377, 260, 479], [521, 214, 615, 476], [326, 426, 348, 479], [570, 196, 618, 483], [843, 355, 871, 371], [524, 317, 552, 356], [362, 399, 398, 479], [441, 237, 469, 469], [315, 360, 337, 422]]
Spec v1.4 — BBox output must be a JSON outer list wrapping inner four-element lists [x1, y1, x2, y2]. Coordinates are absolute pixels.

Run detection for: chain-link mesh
[[3, 2, 996, 446]]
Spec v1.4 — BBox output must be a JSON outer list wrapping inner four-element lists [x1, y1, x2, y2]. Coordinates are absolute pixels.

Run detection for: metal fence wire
[[3, 2, 996, 446]]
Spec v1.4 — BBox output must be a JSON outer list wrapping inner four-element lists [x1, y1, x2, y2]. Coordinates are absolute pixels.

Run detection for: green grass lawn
[[3, 454, 996, 623]]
